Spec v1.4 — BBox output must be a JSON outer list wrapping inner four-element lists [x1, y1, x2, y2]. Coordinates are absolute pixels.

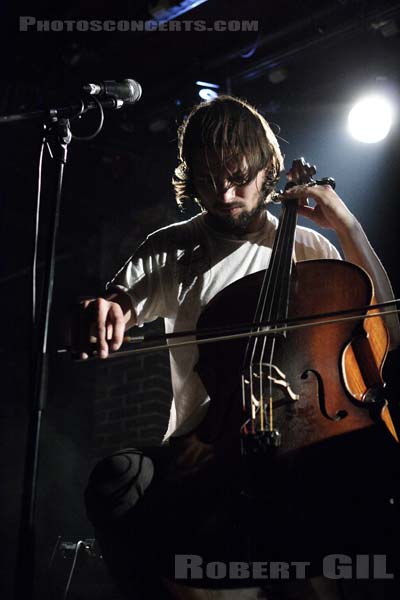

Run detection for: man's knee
[[84, 448, 154, 526]]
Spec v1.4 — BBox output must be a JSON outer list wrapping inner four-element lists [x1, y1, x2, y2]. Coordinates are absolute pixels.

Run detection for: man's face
[[192, 151, 268, 235]]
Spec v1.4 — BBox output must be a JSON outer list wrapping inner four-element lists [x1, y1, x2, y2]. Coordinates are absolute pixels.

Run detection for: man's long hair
[[173, 95, 284, 209]]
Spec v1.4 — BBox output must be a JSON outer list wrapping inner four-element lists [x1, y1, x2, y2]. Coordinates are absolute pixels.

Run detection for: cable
[[32, 133, 46, 327], [71, 95, 104, 141], [63, 540, 85, 600]]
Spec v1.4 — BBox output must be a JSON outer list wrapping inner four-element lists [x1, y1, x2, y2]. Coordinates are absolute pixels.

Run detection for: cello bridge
[[241, 362, 299, 436]]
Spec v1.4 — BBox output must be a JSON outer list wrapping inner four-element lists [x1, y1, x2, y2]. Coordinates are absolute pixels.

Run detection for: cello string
[[266, 206, 296, 428], [241, 169, 306, 430], [259, 199, 297, 354], [249, 200, 291, 366], [261, 202, 290, 358], [241, 204, 288, 374], [260, 207, 290, 426], [275, 204, 297, 322], [259, 360, 264, 431], [246, 202, 292, 430], [258, 200, 297, 431], [243, 210, 281, 366]]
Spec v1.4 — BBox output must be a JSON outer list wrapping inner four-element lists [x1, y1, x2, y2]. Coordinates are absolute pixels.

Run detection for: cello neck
[[241, 198, 298, 371], [262, 198, 298, 326]]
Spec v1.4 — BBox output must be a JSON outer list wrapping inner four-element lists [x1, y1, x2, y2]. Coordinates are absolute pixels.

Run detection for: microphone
[[82, 79, 142, 105]]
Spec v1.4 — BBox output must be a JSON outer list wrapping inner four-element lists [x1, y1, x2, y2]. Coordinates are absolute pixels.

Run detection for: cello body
[[195, 258, 392, 454], [192, 157, 397, 458]]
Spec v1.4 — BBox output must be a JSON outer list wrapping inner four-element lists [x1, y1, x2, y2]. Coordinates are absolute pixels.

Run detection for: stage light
[[195, 80, 220, 101], [348, 94, 394, 143], [195, 81, 220, 89], [149, 0, 209, 23], [198, 88, 218, 100]]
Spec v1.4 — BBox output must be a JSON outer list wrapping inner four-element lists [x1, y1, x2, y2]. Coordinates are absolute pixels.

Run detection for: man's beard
[[206, 194, 266, 236]]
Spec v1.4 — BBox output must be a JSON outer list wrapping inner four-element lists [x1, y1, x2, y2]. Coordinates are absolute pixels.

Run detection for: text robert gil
[[175, 554, 394, 581]]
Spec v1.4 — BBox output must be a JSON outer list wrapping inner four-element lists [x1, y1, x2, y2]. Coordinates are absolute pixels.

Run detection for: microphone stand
[[0, 96, 124, 600], [0, 97, 122, 125], [15, 115, 71, 600]]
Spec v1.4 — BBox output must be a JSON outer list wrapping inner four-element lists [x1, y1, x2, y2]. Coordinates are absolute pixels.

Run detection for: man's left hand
[[282, 183, 356, 235]]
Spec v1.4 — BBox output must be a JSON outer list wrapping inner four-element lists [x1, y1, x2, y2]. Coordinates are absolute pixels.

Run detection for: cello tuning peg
[[316, 177, 336, 190], [271, 189, 284, 204], [288, 158, 317, 185], [302, 161, 317, 179]]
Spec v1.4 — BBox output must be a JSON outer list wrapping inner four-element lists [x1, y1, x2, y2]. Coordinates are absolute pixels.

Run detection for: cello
[[194, 157, 399, 460]]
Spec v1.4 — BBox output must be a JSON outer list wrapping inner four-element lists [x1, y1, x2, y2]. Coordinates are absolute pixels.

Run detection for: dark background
[[1, 0, 400, 598]]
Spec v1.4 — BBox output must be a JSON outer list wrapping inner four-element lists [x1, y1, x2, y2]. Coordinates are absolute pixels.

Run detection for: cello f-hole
[[302, 369, 347, 422]]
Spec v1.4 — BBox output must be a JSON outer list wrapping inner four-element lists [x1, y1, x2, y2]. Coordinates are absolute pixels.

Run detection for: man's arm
[[283, 183, 400, 349], [335, 220, 400, 349]]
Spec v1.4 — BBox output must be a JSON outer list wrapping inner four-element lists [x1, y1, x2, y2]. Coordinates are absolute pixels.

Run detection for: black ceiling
[[1, 0, 400, 120]]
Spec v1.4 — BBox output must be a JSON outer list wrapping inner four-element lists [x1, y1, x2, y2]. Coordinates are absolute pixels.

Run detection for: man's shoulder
[[264, 211, 339, 260], [147, 213, 205, 249], [294, 224, 341, 260]]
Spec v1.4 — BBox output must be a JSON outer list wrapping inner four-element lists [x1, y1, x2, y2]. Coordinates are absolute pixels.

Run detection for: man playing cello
[[76, 95, 400, 599]]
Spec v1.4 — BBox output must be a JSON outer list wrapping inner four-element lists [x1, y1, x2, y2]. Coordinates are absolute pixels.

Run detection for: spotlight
[[195, 81, 220, 89], [149, 0, 209, 23], [198, 88, 218, 100], [348, 94, 394, 143], [196, 80, 220, 101]]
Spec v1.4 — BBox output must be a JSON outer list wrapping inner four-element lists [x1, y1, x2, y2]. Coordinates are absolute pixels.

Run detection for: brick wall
[[90, 321, 172, 458]]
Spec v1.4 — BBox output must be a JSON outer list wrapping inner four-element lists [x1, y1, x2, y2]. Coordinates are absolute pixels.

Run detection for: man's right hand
[[71, 293, 134, 360]]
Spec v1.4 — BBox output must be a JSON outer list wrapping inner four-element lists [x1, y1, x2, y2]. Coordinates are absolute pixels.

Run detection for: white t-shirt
[[109, 211, 341, 440]]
